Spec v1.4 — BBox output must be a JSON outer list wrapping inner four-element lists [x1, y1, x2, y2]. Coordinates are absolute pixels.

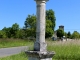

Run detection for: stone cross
[[26, 0, 55, 60]]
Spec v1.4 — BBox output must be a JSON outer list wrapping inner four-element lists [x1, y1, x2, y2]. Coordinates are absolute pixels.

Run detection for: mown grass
[[0, 39, 34, 48], [0, 39, 80, 60]]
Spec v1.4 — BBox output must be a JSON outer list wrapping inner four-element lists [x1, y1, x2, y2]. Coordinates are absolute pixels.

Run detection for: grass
[[0, 39, 34, 48], [0, 39, 80, 60], [0, 52, 28, 60], [47, 40, 80, 60]]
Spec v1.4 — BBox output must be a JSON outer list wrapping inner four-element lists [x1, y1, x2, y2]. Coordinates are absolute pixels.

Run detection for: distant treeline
[[57, 29, 80, 39], [0, 9, 79, 40]]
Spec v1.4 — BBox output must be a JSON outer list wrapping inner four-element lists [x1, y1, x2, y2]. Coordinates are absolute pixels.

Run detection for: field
[[0, 39, 34, 48], [47, 40, 80, 60], [0, 39, 80, 60]]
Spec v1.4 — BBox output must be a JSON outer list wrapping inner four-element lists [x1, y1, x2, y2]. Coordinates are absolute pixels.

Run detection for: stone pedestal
[[26, 51, 55, 60]]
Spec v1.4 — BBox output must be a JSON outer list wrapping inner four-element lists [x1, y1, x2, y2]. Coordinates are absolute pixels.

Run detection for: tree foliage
[[2, 23, 20, 38], [57, 29, 64, 38], [2, 27, 12, 38], [0, 30, 7, 38], [67, 31, 71, 38], [24, 15, 36, 37], [24, 15, 36, 29], [64, 32, 67, 38], [46, 9, 56, 30], [71, 31, 80, 39], [11, 23, 20, 38], [45, 20, 53, 38]]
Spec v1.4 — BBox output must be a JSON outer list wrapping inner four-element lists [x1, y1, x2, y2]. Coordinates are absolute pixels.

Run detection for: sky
[[0, 0, 80, 33]]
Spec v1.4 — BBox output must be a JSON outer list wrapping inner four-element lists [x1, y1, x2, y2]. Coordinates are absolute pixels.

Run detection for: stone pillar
[[34, 0, 47, 52], [26, 0, 55, 60]]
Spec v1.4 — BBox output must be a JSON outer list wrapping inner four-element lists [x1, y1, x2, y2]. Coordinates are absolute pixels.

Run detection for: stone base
[[25, 51, 55, 60], [34, 42, 47, 51]]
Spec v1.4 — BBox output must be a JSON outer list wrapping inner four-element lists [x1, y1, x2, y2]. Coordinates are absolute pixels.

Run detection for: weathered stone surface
[[26, 51, 55, 60], [34, 42, 47, 51], [29, 57, 52, 60], [34, 0, 47, 51]]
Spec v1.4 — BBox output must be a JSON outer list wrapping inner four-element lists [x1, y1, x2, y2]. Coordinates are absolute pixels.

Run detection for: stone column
[[34, 0, 47, 52], [26, 0, 55, 60]]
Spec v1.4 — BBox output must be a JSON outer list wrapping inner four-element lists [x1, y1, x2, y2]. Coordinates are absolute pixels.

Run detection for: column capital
[[34, 0, 49, 1], [35, 0, 48, 4]]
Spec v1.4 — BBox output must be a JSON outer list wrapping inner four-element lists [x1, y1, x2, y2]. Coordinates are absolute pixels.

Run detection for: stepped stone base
[[25, 51, 55, 60]]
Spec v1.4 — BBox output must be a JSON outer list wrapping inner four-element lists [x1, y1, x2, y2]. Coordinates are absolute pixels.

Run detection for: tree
[[11, 23, 20, 38], [2, 23, 20, 38], [45, 20, 53, 38], [24, 9, 56, 38], [16, 29, 26, 39], [57, 29, 64, 38], [46, 9, 56, 38], [64, 32, 67, 38], [2, 27, 12, 38], [24, 15, 36, 29], [0, 30, 7, 38], [46, 9, 56, 31], [71, 31, 80, 39], [67, 31, 71, 38], [24, 15, 36, 37]]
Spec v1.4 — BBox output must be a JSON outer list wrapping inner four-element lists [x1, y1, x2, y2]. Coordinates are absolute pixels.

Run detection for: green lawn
[[0, 39, 80, 60]]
